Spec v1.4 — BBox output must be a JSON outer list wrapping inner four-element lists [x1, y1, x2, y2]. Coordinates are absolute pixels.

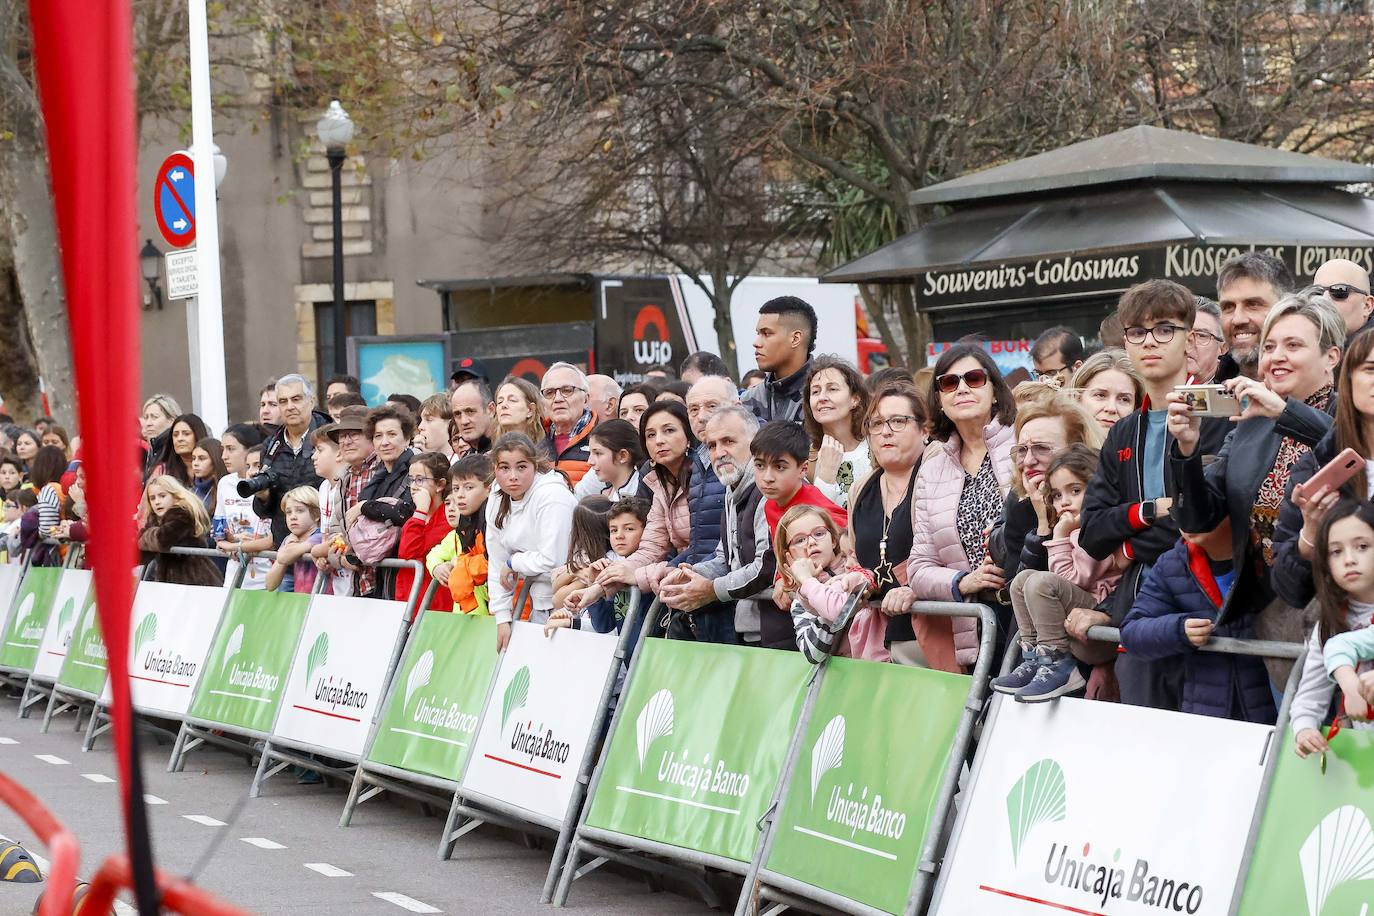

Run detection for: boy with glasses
[[1313, 257, 1374, 337], [1079, 280, 1230, 711]]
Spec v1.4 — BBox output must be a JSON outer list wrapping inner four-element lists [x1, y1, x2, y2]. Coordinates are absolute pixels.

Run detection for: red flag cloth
[[26, 0, 149, 897]]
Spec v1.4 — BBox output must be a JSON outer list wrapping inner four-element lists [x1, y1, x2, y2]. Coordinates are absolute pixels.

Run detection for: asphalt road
[[0, 691, 717, 915]]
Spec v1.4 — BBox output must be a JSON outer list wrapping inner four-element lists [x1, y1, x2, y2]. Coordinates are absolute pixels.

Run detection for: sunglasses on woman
[[935, 369, 989, 394]]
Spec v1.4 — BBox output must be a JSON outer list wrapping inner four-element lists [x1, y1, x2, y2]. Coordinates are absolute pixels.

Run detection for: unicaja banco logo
[[502, 666, 530, 729], [134, 613, 158, 656], [810, 715, 845, 802], [1300, 805, 1374, 916], [636, 688, 674, 770], [221, 623, 244, 675], [405, 650, 434, 712], [56, 598, 76, 640], [12, 594, 37, 641], [305, 632, 329, 683], [1007, 758, 1067, 865]]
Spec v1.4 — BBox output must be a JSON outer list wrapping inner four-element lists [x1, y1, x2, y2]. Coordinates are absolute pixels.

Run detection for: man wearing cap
[[450, 356, 490, 389], [542, 362, 596, 485], [318, 405, 380, 596]]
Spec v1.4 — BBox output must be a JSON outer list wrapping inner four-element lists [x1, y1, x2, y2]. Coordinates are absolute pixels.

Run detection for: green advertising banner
[[0, 567, 62, 672], [1238, 727, 1374, 915], [187, 590, 310, 734], [765, 659, 968, 914], [366, 611, 499, 782], [56, 591, 106, 697], [585, 639, 811, 863]]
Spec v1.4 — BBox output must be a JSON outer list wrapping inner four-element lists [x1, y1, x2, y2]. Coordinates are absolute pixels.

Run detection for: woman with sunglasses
[[904, 344, 1017, 671], [1169, 290, 1342, 704]]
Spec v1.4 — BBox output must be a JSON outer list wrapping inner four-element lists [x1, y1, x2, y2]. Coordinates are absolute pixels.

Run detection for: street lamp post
[[139, 239, 163, 310], [316, 100, 355, 375]]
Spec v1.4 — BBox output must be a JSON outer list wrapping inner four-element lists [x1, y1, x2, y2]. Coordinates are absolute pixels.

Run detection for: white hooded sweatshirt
[[485, 470, 576, 624]]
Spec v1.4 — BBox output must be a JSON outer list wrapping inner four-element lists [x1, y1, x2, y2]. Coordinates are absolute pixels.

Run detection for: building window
[[314, 300, 377, 390]]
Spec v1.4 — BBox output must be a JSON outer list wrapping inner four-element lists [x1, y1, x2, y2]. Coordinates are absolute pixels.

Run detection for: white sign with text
[[127, 582, 224, 718], [31, 569, 94, 682]]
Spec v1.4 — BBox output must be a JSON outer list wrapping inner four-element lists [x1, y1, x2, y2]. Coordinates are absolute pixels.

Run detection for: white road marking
[[373, 892, 441, 913], [181, 814, 226, 827], [240, 837, 285, 850], [82, 773, 116, 783], [304, 862, 353, 877], [143, 794, 167, 805], [34, 753, 69, 765], [0, 736, 17, 744]]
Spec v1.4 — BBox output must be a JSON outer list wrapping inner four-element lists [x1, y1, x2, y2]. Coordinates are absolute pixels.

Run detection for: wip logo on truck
[[1000, 757, 1207, 914], [632, 304, 672, 366]]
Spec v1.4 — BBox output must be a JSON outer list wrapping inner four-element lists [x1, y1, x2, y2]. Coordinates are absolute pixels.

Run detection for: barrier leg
[[83, 704, 108, 752], [437, 792, 476, 860], [340, 770, 366, 828], [167, 722, 193, 773]]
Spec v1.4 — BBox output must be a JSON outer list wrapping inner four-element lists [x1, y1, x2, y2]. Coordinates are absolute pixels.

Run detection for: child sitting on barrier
[[397, 452, 454, 614], [1120, 515, 1276, 723], [427, 453, 492, 615], [549, 496, 649, 635], [994, 445, 1122, 703], [265, 486, 325, 594], [1290, 500, 1374, 760], [138, 475, 222, 587], [778, 504, 872, 664]]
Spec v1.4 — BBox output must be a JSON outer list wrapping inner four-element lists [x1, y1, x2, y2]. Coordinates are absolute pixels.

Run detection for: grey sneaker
[[991, 645, 1040, 695], [1015, 648, 1086, 703]]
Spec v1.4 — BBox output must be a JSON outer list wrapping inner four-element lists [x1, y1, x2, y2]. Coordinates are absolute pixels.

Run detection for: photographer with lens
[[251, 374, 333, 544]]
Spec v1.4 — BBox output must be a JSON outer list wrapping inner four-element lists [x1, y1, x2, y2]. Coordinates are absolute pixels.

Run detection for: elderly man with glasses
[[541, 361, 597, 485], [1313, 258, 1374, 338], [1186, 298, 1227, 384]]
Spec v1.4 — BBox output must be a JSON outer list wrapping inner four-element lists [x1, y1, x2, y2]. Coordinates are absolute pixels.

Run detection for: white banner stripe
[[614, 785, 741, 815], [792, 825, 898, 861], [387, 727, 467, 748], [206, 688, 271, 704]]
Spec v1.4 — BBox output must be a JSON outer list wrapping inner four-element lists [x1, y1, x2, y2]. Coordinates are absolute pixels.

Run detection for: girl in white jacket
[[486, 432, 577, 652]]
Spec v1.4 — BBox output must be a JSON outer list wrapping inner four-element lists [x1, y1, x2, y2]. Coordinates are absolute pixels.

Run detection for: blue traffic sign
[[154, 151, 196, 248]]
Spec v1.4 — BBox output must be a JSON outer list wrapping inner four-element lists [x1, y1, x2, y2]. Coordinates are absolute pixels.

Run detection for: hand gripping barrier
[[738, 600, 1000, 916], [82, 854, 251, 915], [167, 549, 427, 777], [437, 589, 647, 905], [934, 622, 1305, 916], [339, 578, 534, 827], [0, 771, 80, 916]]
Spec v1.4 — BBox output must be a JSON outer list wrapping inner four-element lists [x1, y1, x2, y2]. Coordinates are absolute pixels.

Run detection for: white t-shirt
[[816, 441, 872, 509], [216, 474, 272, 589], [318, 477, 354, 596]]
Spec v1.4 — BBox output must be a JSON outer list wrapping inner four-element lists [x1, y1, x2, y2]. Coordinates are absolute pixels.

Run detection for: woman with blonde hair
[[139, 475, 221, 586], [140, 393, 182, 480], [1070, 349, 1143, 433], [493, 376, 548, 445]]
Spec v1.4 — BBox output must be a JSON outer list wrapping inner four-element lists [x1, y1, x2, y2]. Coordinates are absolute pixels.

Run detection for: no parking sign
[[153, 151, 196, 248]]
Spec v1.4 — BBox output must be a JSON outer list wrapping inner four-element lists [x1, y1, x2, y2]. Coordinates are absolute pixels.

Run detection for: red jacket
[[765, 482, 848, 538], [397, 506, 454, 613]]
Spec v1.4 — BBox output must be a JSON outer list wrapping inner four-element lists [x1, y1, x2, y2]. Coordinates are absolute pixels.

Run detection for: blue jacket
[[670, 448, 726, 569], [1120, 538, 1276, 724]]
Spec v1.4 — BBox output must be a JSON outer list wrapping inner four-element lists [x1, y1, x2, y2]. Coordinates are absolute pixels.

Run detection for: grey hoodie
[[1291, 601, 1374, 735], [690, 461, 773, 642]]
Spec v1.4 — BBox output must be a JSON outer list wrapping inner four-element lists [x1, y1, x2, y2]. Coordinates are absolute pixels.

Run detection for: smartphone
[[1296, 448, 1364, 500], [1173, 384, 1241, 418]]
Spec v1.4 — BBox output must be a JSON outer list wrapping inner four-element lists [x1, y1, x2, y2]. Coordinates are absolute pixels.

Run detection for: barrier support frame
[[735, 601, 999, 916], [338, 579, 532, 828], [247, 563, 429, 798], [435, 591, 646, 899], [17, 544, 88, 719]]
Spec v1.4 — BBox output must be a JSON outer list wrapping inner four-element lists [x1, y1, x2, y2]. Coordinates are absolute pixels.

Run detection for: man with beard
[[658, 405, 774, 646], [1214, 252, 1293, 382]]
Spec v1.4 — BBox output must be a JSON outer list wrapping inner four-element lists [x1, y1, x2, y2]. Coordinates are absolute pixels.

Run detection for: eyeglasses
[[1011, 442, 1057, 465], [1316, 283, 1370, 302], [541, 385, 586, 401], [865, 414, 918, 435], [1033, 366, 1069, 382], [787, 526, 832, 550], [1124, 323, 1186, 345], [935, 369, 989, 394], [407, 475, 435, 485], [1187, 329, 1224, 346]]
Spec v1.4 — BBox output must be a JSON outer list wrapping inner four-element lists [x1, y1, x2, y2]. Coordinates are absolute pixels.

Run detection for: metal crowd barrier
[[17, 538, 88, 719]]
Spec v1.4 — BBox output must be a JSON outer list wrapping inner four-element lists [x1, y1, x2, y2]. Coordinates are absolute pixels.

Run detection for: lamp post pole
[[317, 100, 355, 376], [328, 146, 346, 373]]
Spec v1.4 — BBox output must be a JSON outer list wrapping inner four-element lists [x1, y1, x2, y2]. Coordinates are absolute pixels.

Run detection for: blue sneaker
[[1015, 648, 1086, 703], [991, 645, 1039, 695]]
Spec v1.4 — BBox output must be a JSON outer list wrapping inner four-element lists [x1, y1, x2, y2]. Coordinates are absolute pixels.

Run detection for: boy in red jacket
[[397, 451, 455, 613]]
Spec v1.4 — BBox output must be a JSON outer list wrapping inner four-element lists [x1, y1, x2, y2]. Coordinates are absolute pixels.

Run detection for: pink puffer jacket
[[624, 467, 691, 591], [907, 420, 1015, 669]]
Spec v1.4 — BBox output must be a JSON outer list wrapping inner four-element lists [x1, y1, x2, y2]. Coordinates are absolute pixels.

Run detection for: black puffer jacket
[[253, 409, 333, 543]]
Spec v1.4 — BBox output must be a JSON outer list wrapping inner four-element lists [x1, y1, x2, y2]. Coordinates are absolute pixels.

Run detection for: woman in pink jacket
[[903, 344, 1017, 672]]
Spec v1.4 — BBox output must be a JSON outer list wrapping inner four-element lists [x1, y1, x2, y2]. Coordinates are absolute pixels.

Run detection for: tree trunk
[[858, 283, 905, 369], [710, 269, 740, 381], [0, 225, 41, 421], [0, 10, 75, 426]]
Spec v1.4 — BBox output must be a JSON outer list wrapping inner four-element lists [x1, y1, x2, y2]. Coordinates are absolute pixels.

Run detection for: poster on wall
[[348, 334, 452, 406]]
